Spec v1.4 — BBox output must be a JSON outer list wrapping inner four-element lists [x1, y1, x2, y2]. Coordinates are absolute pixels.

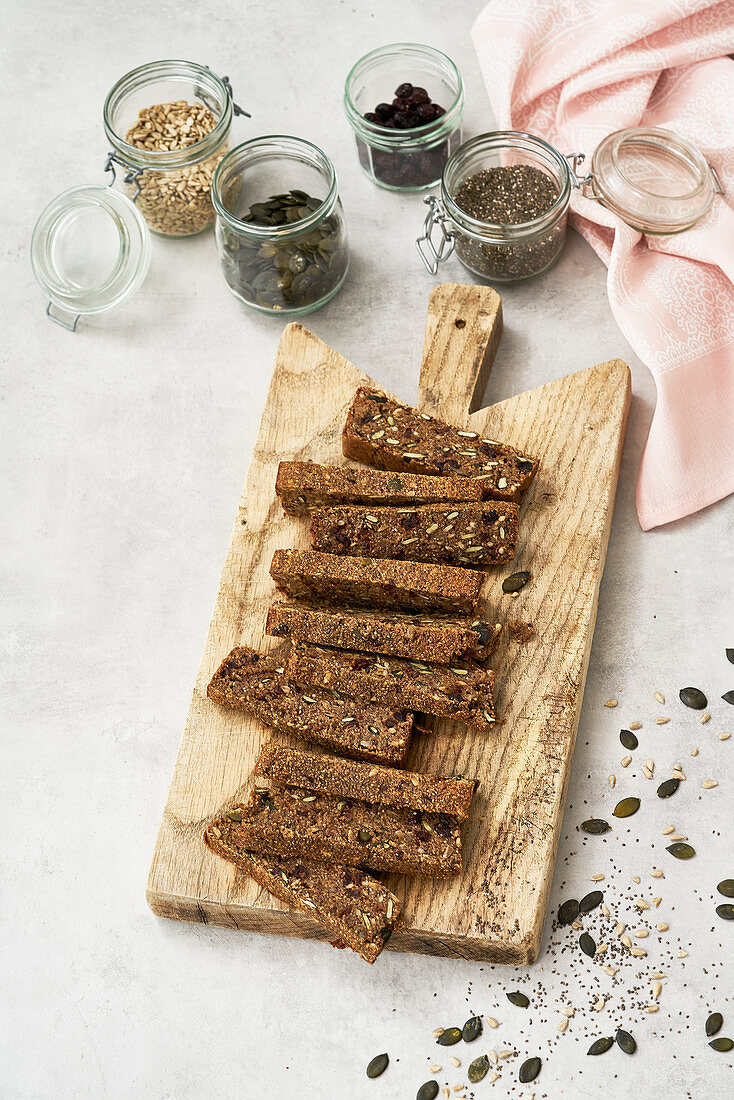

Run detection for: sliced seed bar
[[270, 549, 483, 615], [343, 386, 538, 502], [275, 461, 483, 515], [203, 838, 400, 964], [255, 741, 477, 820], [207, 646, 412, 765], [266, 602, 501, 664], [285, 642, 495, 732], [208, 786, 463, 876], [310, 502, 519, 568]]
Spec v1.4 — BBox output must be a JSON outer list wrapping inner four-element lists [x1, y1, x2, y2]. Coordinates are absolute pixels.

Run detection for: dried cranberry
[[375, 102, 393, 119], [292, 864, 308, 879], [435, 820, 453, 838], [399, 512, 419, 529], [406, 87, 429, 106], [391, 97, 410, 111], [415, 827, 431, 842], [382, 117, 397, 128], [352, 657, 371, 671], [409, 810, 423, 825], [393, 111, 413, 129], [416, 102, 438, 122], [363, 111, 380, 123], [433, 104, 446, 118], [395, 82, 414, 98]]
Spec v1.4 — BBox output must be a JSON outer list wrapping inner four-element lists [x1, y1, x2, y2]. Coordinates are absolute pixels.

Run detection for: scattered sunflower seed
[[366, 1053, 389, 1078], [468, 1055, 490, 1084], [629, 721, 642, 730], [621, 755, 632, 767], [485, 1017, 500, 1029], [667, 842, 695, 859], [655, 717, 670, 725], [437, 1028, 463, 1046], [657, 778, 680, 798], [701, 713, 711, 724], [604, 699, 618, 707], [506, 992, 530, 1008], [706, 1013, 723, 1036], [654, 691, 665, 704], [581, 818, 611, 834], [614, 796, 640, 818], [579, 932, 596, 957], [679, 686, 707, 710], [615, 1029, 637, 1055], [715, 904, 734, 920], [462, 1016, 482, 1042], [720, 732, 731, 740], [587, 1037, 614, 1056], [558, 1017, 568, 1032], [449, 1056, 461, 1067], [709, 1038, 734, 1052], [702, 780, 719, 789]]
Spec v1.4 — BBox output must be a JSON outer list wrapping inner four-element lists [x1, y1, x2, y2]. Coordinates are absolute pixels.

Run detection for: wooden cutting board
[[147, 283, 630, 964]]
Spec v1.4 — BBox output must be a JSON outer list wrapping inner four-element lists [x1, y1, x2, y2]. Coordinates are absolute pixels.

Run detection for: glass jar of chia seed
[[212, 136, 349, 315], [344, 43, 464, 192], [418, 128, 723, 284], [103, 60, 239, 237]]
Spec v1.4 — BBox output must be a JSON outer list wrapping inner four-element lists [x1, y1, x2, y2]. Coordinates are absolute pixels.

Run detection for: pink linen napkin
[[472, 0, 734, 530]]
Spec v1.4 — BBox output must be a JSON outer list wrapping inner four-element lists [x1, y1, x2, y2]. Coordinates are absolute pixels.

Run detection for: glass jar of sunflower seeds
[[212, 136, 349, 315], [103, 60, 238, 237]]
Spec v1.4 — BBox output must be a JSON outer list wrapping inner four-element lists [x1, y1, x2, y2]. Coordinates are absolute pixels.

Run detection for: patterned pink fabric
[[472, 0, 734, 529]]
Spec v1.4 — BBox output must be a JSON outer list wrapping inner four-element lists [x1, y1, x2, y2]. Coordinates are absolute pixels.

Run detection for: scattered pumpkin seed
[[587, 1037, 614, 1055], [506, 991, 530, 1008], [416, 1081, 439, 1100], [657, 778, 680, 798], [518, 1056, 541, 1083], [726, 649, 734, 665], [614, 796, 641, 818], [723, 691, 734, 706], [679, 686, 707, 709], [706, 1013, 723, 1036], [615, 1029, 637, 1055], [579, 932, 596, 957], [437, 1027, 463, 1046], [501, 570, 530, 594], [666, 842, 695, 859], [581, 818, 611, 834], [558, 898, 580, 925], [709, 1037, 734, 1052], [716, 904, 734, 920], [366, 1053, 389, 1078], [462, 1016, 482, 1042], [579, 890, 604, 913], [717, 879, 734, 898], [620, 729, 638, 750], [468, 1055, 490, 1084], [226, 809, 243, 822]]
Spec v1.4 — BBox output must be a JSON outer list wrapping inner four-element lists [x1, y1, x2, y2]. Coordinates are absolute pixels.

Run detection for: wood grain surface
[[147, 283, 631, 963]]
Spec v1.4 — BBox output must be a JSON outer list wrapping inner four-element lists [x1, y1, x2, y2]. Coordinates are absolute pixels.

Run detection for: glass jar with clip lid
[[417, 127, 724, 285], [30, 59, 247, 331]]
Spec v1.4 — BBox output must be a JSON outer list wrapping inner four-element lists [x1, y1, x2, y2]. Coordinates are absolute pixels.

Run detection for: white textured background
[[2, 2, 733, 1098]]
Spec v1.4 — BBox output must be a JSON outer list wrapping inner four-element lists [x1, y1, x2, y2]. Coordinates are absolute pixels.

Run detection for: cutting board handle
[[418, 283, 503, 424]]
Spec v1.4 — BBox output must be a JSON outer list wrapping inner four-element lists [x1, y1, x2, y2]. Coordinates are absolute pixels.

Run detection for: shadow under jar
[[344, 43, 464, 192], [212, 137, 349, 316], [103, 60, 234, 237]]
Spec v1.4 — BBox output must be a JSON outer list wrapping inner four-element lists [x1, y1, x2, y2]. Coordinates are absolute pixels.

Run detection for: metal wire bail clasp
[[416, 196, 455, 275], [565, 152, 594, 198], [104, 152, 144, 202]]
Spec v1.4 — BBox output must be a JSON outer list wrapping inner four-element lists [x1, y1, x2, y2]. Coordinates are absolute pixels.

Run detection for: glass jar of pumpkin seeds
[[103, 60, 237, 237], [212, 136, 349, 315]]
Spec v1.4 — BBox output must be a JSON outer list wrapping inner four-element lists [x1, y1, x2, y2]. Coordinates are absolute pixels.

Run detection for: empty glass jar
[[212, 136, 349, 315]]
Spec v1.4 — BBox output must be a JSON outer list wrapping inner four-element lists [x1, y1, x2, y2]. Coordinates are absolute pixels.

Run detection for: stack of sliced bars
[[204, 386, 538, 962]]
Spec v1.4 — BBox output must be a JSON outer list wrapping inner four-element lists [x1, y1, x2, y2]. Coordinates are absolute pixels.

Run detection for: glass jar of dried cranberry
[[344, 43, 464, 192]]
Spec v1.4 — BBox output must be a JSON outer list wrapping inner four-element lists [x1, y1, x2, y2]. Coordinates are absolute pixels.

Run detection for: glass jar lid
[[589, 126, 720, 234], [31, 186, 150, 329]]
